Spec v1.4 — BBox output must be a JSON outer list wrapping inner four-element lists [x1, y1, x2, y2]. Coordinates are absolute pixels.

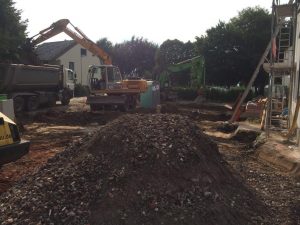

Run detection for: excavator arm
[[30, 19, 112, 65]]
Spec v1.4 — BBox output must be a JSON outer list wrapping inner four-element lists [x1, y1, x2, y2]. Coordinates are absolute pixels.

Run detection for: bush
[[172, 87, 198, 100], [204, 86, 255, 102], [74, 84, 90, 97]]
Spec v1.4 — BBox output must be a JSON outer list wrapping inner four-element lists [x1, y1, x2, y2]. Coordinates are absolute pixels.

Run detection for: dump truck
[[0, 111, 30, 165], [0, 64, 76, 112]]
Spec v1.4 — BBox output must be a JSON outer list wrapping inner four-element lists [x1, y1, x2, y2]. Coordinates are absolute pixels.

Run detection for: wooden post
[[229, 24, 282, 123]]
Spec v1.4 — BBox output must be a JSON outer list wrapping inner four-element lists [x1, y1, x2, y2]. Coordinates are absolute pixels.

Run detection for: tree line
[[1, 0, 271, 89]]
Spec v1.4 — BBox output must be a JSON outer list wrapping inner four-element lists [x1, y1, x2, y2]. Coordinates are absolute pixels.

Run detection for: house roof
[[35, 40, 76, 61]]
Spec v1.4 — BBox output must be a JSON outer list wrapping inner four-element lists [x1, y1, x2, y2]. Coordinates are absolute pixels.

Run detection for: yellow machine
[[0, 112, 30, 165], [29, 19, 148, 111], [86, 65, 148, 111]]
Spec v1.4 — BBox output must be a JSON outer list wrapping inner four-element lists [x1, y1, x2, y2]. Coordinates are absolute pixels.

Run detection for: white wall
[[291, 12, 300, 128], [58, 44, 101, 86]]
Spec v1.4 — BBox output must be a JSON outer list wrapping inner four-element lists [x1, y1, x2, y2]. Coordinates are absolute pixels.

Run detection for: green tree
[[0, 0, 27, 62], [231, 7, 271, 92], [196, 7, 271, 91], [157, 39, 186, 66], [156, 39, 196, 66], [112, 36, 158, 76], [196, 21, 242, 85], [96, 37, 113, 56], [154, 39, 197, 79]]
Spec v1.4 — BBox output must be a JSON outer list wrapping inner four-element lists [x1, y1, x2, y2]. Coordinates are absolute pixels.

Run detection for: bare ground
[[0, 98, 120, 194], [0, 98, 300, 224], [185, 103, 300, 225]]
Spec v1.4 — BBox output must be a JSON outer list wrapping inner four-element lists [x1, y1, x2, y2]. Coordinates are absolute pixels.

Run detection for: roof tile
[[35, 40, 76, 61]]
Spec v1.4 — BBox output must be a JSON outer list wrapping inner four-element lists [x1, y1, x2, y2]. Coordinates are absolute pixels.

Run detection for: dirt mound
[[32, 110, 120, 126], [159, 103, 230, 121], [231, 128, 261, 143], [216, 121, 239, 133], [0, 114, 271, 225]]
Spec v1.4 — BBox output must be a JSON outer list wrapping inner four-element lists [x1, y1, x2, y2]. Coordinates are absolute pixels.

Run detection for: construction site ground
[[0, 98, 122, 194], [1, 97, 300, 224]]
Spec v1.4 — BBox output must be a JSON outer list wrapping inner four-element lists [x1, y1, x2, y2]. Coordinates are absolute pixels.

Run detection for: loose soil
[[0, 114, 271, 225], [0, 98, 299, 224], [88, 114, 271, 225], [0, 98, 120, 194], [193, 108, 300, 225]]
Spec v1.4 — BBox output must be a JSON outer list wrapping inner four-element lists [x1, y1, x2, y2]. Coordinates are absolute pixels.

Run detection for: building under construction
[[231, 0, 300, 140]]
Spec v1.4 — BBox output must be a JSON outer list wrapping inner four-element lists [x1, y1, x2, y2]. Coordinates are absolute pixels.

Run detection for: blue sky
[[15, 0, 274, 45]]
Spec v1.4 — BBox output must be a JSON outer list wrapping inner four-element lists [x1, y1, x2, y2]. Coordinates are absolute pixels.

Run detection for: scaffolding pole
[[229, 25, 281, 123], [229, 0, 295, 124], [266, 0, 277, 137]]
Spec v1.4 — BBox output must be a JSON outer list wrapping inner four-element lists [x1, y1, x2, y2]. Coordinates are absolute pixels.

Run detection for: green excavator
[[158, 56, 205, 100]]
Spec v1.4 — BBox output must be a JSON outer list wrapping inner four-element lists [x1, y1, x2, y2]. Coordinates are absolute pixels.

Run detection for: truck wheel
[[13, 96, 25, 113], [131, 100, 137, 110], [27, 96, 39, 111], [119, 100, 129, 112], [48, 96, 57, 107], [129, 95, 137, 109], [119, 104, 128, 112], [90, 104, 96, 111], [90, 104, 101, 111], [61, 90, 71, 106], [61, 97, 70, 106]]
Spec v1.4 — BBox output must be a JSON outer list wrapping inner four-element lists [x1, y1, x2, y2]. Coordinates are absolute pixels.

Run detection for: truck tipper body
[[0, 64, 76, 112]]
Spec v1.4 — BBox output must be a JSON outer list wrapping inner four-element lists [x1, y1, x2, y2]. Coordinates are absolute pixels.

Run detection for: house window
[[81, 48, 87, 57], [69, 62, 75, 71]]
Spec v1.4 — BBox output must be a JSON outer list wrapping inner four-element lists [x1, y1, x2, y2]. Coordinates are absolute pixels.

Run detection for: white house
[[36, 40, 101, 86]]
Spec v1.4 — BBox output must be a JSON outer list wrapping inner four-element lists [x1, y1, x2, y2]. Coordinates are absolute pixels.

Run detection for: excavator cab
[[88, 65, 123, 91], [87, 65, 148, 111]]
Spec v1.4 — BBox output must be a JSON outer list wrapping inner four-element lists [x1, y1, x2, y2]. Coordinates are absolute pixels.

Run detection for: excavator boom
[[30, 19, 147, 111], [30, 19, 112, 65]]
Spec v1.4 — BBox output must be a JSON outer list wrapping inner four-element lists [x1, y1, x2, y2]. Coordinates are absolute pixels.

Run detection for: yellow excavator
[[29, 19, 148, 111], [0, 112, 30, 165]]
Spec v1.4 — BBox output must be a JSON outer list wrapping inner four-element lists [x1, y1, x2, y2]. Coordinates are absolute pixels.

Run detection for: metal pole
[[266, 0, 276, 137], [203, 59, 206, 87], [290, 2, 298, 128], [229, 0, 295, 123], [266, 73, 274, 136], [229, 27, 280, 122], [80, 56, 83, 84]]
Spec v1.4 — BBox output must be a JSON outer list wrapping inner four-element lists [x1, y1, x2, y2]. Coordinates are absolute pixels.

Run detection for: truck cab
[[64, 68, 76, 92], [0, 63, 77, 112]]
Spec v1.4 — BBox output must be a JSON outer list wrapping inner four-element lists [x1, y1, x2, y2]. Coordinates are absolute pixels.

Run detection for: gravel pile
[[0, 114, 271, 225], [32, 110, 120, 126]]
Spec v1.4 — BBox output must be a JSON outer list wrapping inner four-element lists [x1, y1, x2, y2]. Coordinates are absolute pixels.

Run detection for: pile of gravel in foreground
[[0, 114, 272, 225]]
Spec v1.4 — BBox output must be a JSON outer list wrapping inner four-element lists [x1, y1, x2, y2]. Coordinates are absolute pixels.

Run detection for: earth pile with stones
[[0, 114, 271, 225]]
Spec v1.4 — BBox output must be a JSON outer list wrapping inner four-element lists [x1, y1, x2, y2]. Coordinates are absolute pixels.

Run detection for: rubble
[[32, 110, 120, 126], [216, 121, 238, 133], [231, 127, 261, 143], [0, 114, 271, 224]]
